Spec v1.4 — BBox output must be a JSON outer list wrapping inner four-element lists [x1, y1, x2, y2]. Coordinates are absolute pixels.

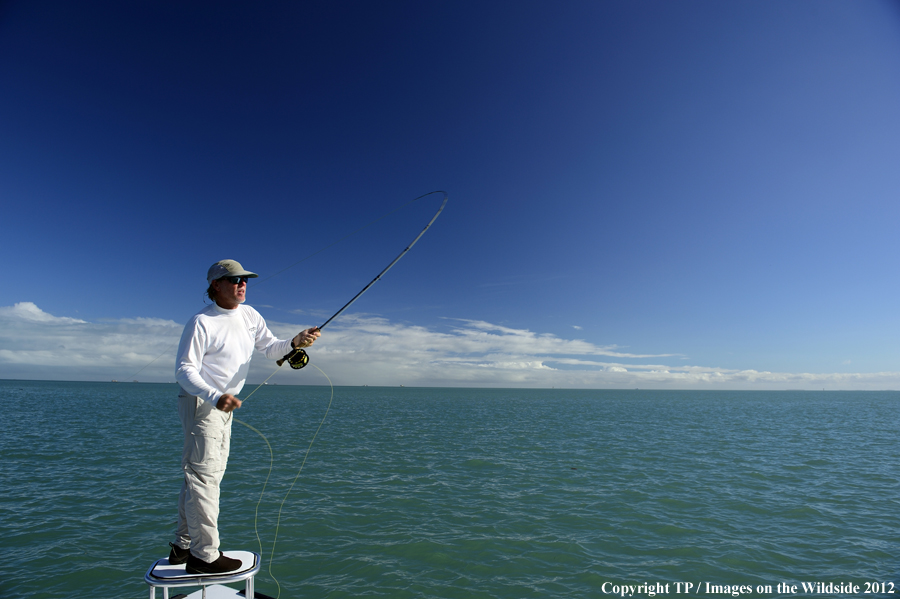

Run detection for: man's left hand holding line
[[216, 394, 242, 413]]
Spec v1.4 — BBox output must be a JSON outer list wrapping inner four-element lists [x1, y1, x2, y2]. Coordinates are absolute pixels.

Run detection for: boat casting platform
[[144, 551, 266, 599]]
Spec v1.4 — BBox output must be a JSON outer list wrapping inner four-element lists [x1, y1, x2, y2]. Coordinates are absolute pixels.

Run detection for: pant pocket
[[188, 408, 229, 474]]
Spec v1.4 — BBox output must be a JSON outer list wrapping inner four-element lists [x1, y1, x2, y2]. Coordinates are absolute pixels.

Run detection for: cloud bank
[[1, 302, 898, 390]]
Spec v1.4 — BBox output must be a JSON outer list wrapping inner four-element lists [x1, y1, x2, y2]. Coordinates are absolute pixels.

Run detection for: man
[[168, 259, 320, 574]]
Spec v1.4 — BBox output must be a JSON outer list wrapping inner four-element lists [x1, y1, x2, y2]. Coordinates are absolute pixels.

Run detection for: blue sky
[[2, 1, 899, 389]]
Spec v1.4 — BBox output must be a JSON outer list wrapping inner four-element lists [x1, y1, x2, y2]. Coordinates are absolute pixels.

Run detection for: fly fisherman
[[167, 259, 321, 574]]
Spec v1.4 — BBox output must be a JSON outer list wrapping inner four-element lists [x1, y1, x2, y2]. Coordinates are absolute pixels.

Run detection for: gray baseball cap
[[207, 259, 259, 284]]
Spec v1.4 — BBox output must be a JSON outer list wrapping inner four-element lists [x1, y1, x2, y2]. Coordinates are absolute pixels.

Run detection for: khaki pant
[[173, 393, 232, 562]]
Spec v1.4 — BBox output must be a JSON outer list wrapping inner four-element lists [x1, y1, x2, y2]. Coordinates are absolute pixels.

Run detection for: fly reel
[[276, 348, 309, 369]]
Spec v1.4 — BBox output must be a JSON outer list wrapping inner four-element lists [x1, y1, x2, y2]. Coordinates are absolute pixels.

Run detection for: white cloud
[[0, 301, 87, 324], [1, 302, 898, 390], [0, 302, 182, 382]]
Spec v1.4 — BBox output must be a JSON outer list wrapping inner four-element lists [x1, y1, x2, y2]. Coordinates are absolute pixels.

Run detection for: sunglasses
[[220, 276, 249, 285]]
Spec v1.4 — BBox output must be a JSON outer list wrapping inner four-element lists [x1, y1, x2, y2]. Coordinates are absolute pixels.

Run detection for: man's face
[[213, 276, 247, 309]]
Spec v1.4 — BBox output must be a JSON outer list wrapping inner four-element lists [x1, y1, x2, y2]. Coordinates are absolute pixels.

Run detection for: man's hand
[[292, 327, 321, 348], [216, 393, 242, 413]]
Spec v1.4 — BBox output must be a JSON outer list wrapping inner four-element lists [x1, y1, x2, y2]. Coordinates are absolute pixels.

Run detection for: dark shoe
[[168, 542, 190, 565], [185, 551, 241, 575]]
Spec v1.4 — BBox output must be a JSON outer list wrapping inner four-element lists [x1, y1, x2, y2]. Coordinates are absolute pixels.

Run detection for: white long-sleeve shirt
[[175, 303, 293, 404]]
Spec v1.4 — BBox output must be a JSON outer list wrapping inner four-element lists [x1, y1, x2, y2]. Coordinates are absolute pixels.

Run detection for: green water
[[2, 381, 899, 598]]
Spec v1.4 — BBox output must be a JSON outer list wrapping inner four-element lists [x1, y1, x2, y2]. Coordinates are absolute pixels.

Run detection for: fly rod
[[277, 190, 448, 369]]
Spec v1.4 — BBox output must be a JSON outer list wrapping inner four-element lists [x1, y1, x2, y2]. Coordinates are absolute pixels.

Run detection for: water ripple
[[2, 383, 900, 597]]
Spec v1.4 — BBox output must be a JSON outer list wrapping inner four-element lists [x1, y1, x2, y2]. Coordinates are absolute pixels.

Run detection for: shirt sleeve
[[249, 308, 294, 360], [175, 317, 222, 404]]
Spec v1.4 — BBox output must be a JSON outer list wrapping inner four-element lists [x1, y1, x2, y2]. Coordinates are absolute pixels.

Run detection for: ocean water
[[2, 380, 899, 598]]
